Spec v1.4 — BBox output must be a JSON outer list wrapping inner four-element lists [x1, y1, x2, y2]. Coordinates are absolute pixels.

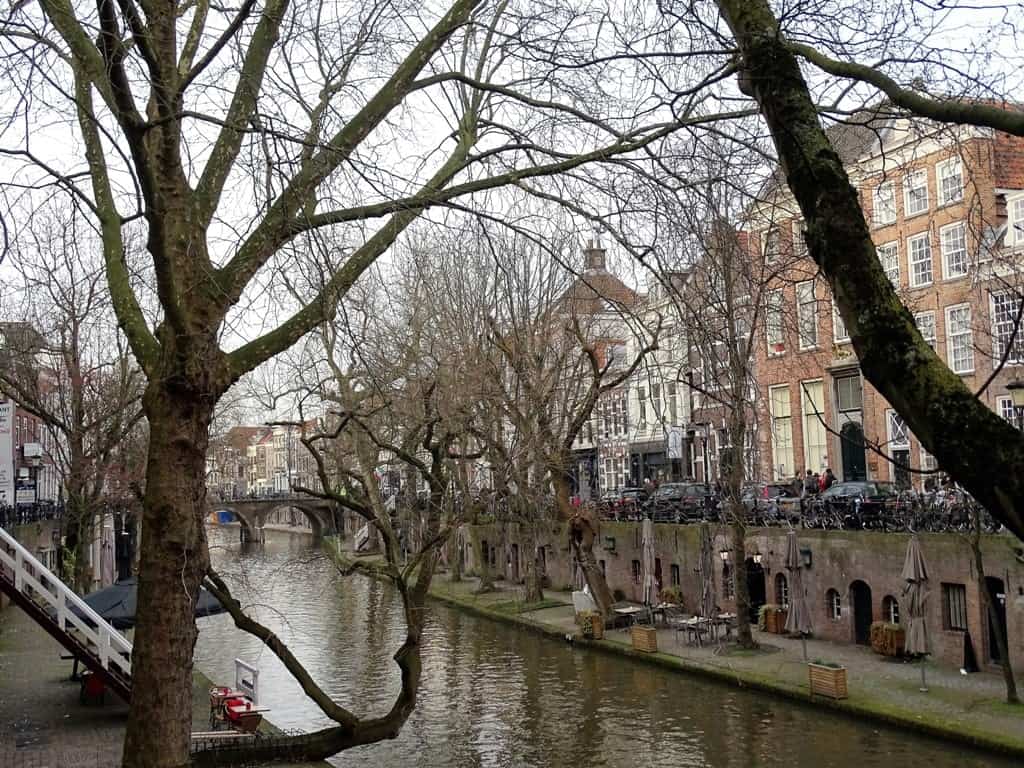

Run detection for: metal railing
[[0, 502, 64, 528], [0, 526, 132, 680]]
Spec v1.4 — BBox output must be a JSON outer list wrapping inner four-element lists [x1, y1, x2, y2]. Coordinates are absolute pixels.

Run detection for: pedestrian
[[802, 469, 817, 497], [823, 467, 836, 490], [791, 472, 802, 498]]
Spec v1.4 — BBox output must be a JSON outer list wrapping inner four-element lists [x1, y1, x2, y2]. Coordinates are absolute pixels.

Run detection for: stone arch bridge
[[208, 495, 340, 542]]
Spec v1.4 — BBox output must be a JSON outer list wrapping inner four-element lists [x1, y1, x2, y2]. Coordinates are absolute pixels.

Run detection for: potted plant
[[870, 621, 905, 657], [808, 659, 848, 699], [659, 586, 683, 606], [759, 603, 787, 634]]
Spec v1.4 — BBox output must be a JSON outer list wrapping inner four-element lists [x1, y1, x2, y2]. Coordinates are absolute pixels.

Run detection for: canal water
[[194, 527, 1011, 768]]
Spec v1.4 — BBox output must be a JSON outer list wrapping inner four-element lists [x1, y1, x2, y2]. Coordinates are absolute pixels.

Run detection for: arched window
[[826, 589, 841, 621], [775, 573, 789, 606], [882, 595, 900, 624]]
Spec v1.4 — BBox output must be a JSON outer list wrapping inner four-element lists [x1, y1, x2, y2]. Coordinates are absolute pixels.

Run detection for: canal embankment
[[323, 537, 1024, 761]]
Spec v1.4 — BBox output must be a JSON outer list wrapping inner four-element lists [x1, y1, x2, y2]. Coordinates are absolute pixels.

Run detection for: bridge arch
[[212, 507, 260, 543], [260, 504, 327, 538], [208, 496, 338, 541]]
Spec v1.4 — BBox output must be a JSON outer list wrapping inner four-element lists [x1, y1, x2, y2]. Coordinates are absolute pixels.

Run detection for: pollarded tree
[[0, 2, 723, 763]]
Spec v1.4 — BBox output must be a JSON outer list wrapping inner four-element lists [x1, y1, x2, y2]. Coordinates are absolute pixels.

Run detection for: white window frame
[[937, 157, 963, 206], [1009, 194, 1024, 247], [791, 219, 807, 258], [996, 395, 1018, 426], [796, 280, 818, 350], [886, 409, 910, 449], [873, 181, 896, 226], [945, 303, 975, 374], [828, 590, 842, 621], [833, 299, 850, 343], [769, 384, 794, 480], [990, 290, 1024, 367], [766, 290, 785, 356], [939, 221, 968, 279], [914, 311, 936, 350], [903, 169, 929, 217], [908, 232, 933, 287], [763, 227, 781, 263], [877, 241, 900, 287]]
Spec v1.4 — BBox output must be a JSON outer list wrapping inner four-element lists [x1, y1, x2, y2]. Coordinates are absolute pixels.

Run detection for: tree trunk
[[729, 515, 755, 648], [122, 385, 213, 768], [716, 0, 1024, 541], [450, 531, 463, 582], [970, 521, 1019, 704], [475, 535, 495, 593], [552, 470, 613, 615], [523, 526, 544, 603]]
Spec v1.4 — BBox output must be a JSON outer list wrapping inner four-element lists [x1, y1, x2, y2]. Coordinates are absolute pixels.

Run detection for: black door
[[986, 577, 1008, 664], [893, 449, 911, 489], [851, 580, 873, 644], [841, 422, 867, 481], [746, 558, 767, 623]]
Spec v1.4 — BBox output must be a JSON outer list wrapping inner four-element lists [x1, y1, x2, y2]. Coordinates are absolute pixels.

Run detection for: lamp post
[[1008, 377, 1024, 430]]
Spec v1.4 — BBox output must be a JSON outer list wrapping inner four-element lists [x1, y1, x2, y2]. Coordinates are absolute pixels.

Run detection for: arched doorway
[[745, 557, 766, 623], [840, 422, 867, 481], [985, 576, 1008, 664], [850, 580, 873, 644]]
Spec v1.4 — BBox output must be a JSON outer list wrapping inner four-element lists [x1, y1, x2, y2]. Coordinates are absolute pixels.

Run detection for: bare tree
[[0, 207, 145, 591]]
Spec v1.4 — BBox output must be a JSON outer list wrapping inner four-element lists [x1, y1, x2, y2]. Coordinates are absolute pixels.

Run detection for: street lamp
[[1007, 377, 1024, 430]]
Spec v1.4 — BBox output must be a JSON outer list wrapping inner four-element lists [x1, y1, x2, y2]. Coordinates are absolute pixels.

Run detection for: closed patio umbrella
[[698, 523, 716, 620], [641, 517, 657, 608], [783, 529, 813, 659], [902, 534, 931, 691]]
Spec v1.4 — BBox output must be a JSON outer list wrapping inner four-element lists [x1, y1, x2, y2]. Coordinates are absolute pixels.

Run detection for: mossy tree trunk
[[716, 0, 1024, 540]]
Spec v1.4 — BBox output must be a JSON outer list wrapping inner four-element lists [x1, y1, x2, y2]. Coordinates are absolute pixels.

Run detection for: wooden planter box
[[870, 623, 905, 657], [808, 664, 848, 700], [580, 612, 604, 640], [765, 607, 789, 634], [631, 625, 658, 653]]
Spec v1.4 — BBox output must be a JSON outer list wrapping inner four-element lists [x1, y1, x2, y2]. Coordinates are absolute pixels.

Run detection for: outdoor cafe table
[[680, 616, 711, 646], [713, 613, 737, 642], [613, 605, 646, 630], [652, 603, 682, 626]]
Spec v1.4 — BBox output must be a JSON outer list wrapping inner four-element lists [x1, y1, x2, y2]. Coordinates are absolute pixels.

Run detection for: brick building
[[749, 113, 1024, 485]]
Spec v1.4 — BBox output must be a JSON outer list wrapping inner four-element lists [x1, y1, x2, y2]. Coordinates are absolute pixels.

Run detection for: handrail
[[0, 526, 132, 677]]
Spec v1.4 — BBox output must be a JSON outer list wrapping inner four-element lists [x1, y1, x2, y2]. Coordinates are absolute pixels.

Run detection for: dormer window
[[873, 181, 896, 226], [763, 227, 781, 263], [904, 169, 929, 217]]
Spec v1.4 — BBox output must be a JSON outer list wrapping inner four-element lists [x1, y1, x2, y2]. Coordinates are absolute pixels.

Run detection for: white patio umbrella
[[641, 516, 657, 608], [902, 534, 931, 691]]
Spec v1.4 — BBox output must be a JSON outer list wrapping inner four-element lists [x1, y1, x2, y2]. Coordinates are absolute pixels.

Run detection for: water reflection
[[194, 528, 1011, 768]]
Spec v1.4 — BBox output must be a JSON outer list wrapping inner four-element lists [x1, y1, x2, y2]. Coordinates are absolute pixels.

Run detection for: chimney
[[583, 238, 607, 272]]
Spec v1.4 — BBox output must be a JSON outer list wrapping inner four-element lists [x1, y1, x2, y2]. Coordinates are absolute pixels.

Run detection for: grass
[[488, 598, 565, 615]]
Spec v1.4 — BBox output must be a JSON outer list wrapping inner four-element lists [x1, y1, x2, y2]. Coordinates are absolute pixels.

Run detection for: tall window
[[796, 281, 818, 349], [990, 291, 1024, 365], [877, 242, 900, 287], [908, 233, 933, 287], [631, 560, 641, 585], [638, 386, 647, 423], [802, 380, 827, 473], [997, 396, 1018, 425], [937, 157, 963, 205], [766, 290, 785, 355], [775, 573, 790, 607], [945, 304, 974, 374], [942, 583, 968, 631], [769, 385, 794, 479], [1010, 195, 1024, 246], [763, 227, 781, 263], [873, 181, 896, 226], [652, 382, 662, 419], [670, 563, 681, 587], [668, 382, 678, 423], [833, 300, 850, 342], [914, 311, 937, 349], [904, 169, 929, 216], [940, 222, 968, 279], [792, 219, 807, 257], [827, 589, 842, 621], [882, 595, 900, 625]]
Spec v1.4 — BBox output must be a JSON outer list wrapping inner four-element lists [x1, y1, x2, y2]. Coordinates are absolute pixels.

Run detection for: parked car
[[617, 487, 648, 519], [644, 482, 716, 522], [812, 481, 900, 529]]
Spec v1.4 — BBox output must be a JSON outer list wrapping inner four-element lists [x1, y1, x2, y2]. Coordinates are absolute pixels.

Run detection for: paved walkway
[[427, 571, 1024, 756]]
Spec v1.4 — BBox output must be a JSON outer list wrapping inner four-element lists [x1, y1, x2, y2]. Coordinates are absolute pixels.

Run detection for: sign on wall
[[0, 400, 13, 506]]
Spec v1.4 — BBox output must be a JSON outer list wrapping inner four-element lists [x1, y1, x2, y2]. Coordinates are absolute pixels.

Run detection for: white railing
[[0, 526, 132, 680]]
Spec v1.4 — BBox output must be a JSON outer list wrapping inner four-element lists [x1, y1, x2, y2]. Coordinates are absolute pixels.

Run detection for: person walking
[[802, 469, 817, 498], [822, 467, 836, 491]]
